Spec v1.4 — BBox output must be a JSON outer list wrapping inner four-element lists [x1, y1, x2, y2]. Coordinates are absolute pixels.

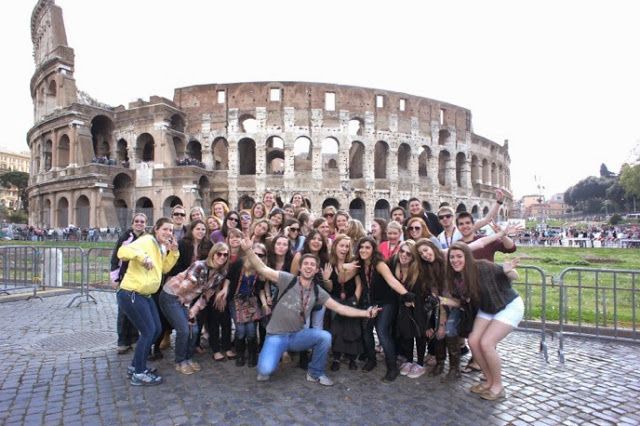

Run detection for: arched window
[[438, 150, 450, 186], [348, 118, 363, 136], [238, 138, 256, 175], [321, 137, 339, 171], [76, 195, 90, 228], [398, 143, 411, 172], [174, 137, 185, 161], [294, 137, 312, 172], [44, 140, 52, 171], [57, 134, 70, 168], [136, 197, 154, 224], [136, 133, 155, 162], [322, 198, 340, 209], [170, 114, 185, 133], [349, 198, 366, 224], [163, 196, 184, 217], [374, 199, 390, 220], [482, 159, 489, 184], [418, 146, 431, 177], [438, 129, 451, 146], [187, 140, 202, 162], [266, 136, 284, 175], [240, 114, 257, 133], [57, 197, 69, 228], [212, 137, 229, 170], [349, 141, 365, 179], [91, 115, 114, 158], [456, 203, 467, 213], [374, 141, 388, 179], [471, 155, 480, 183], [456, 152, 466, 187], [117, 139, 129, 163]]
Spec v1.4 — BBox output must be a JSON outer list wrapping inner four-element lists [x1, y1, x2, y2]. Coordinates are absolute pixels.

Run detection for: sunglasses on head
[[173, 212, 186, 217], [215, 252, 229, 258], [438, 214, 453, 220]]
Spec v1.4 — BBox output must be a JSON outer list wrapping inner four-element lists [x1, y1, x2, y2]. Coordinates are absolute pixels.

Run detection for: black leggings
[[399, 336, 427, 366]]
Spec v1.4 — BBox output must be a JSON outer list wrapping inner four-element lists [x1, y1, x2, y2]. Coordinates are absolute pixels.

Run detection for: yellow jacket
[[117, 234, 179, 295]]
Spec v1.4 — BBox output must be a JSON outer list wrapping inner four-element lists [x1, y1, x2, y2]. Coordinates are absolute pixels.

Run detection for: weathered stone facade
[[27, 0, 511, 229]]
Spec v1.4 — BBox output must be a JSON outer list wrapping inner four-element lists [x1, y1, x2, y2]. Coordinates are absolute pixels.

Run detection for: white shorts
[[477, 296, 524, 328]]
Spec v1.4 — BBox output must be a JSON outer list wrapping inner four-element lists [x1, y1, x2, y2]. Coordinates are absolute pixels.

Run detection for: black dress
[[329, 268, 363, 356]]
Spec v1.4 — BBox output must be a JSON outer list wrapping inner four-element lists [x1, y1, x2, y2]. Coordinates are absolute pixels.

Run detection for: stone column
[[201, 114, 213, 169]]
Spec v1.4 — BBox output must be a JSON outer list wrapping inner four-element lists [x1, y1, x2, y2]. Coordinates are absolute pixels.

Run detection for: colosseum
[[27, 0, 512, 229]]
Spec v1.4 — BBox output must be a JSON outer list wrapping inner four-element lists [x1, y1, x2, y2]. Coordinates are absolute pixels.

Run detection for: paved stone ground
[[0, 292, 638, 426]]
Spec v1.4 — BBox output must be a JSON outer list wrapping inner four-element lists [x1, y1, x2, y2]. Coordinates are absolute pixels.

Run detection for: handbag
[[457, 302, 478, 338], [233, 295, 261, 323]]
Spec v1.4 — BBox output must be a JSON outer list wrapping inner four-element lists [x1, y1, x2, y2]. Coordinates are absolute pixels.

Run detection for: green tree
[[0, 171, 29, 212], [620, 163, 640, 200]]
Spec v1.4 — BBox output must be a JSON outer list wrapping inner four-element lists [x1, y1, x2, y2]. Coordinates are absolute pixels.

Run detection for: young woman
[[211, 211, 241, 244], [290, 192, 305, 210], [239, 210, 253, 239], [189, 206, 205, 223], [355, 236, 413, 382], [442, 241, 523, 401], [406, 217, 440, 247], [250, 218, 271, 246], [285, 219, 305, 253], [333, 210, 350, 236], [379, 220, 403, 260], [159, 243, 229, 375], [345, 218, 367, 243], [322, 206, 337, 237], [328, 234, 362, 371], [313, 217, 332, 242], [262, 191, 277, 214], [370, 218, 387, 244], [117, 218, 179, 386], [269, 208, 285, 236], [297, 211, 312, 237], [110, 213, 147, 354], [392, 241, 428, 379], [251, 202, 267, 221], [282, 203, 296, 221], [211, 200, 230, 221], [206, 215, 222, 242], [217, 243, 266, 368]]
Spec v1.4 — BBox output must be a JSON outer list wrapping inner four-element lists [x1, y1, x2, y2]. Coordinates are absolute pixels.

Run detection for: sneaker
[[127, 365, 158, 378], [407, 364, 426, 379], [306, 373, 334, 386], [175, 362, 194, 375], [257, 374, 270, 382], [187, 360, 201, 372], [399, 362, 414, 376], [130, 370, 163, 386]]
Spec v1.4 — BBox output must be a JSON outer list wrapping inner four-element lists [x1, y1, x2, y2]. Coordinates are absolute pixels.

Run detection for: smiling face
[[308, 233, 323, 253], [213, 203, 226, 219], [155, 222, 174, 245], [398, 245, 413, 266], [457, 216, 474, 238], [370, 222, 381, 239], [391, 209, 405, 224], [317, 220, 330, 238], [284, 206, 295, 218], [207, 217, 218, 232], [300, 256, 319, 280], [408, 200, 422, 216], [172, 208, 186, 225], [274, 236, 289, 256], [263, 192, 274, 208], [213, 249, 229, 267], [449, 248, 466, 272], [408, 221, 423, 239], [252, 204, 265, 219], [227, 234, 241, 248], [132, 214, 146, 233], [336, 214, 348, 232], [270, 213, 283, 227], [192, 223, 207, 242], [418, 244, 435, 263], [190, 210, 203, 222], [359, 241, 373, 261], [292, 194, 303, 207], [335, 238, 351, 260], [254, 222, 268, 237], [387, 227, 401, 242]]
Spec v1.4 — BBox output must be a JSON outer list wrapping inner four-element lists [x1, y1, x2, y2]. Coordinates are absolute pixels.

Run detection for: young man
[[457, 212, 516, 261], [262, 191, 277, 214], [407, 198, 443, 236], [171, 205, 188, 242], [390, 206, 407, 225], [437, 189, 505, 249], [238, 239, 381, 386]]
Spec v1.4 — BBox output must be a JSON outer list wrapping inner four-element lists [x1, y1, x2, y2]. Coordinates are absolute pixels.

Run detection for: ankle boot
[[442, 337, 461, 381], [235, 339, 246, 367], [382, 358, 399, 383], [247, 338, 258, 368], [429, 339, 446, 377]]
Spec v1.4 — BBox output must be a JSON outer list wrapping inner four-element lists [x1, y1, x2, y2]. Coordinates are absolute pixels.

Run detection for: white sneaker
[[407, 364, 426, 379], [306, 373, 334, 386], [400, 362, 414, 376]]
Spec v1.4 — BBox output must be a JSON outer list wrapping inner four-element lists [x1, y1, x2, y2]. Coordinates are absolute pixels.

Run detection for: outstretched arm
[[324, 297, 381, 318], [240, 238, 280, 283], [472, 189, 505, 231], [376, 262, 408, 296]]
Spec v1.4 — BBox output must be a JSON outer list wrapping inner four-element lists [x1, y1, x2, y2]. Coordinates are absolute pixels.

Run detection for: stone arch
[[422, 201, 432, 212], [187, 139, 202, 162], [239, 114, 257, 133], [349, 197, 366, 224], [42, 199, 52, 227], [57, 134, 70, 168], [163, 195, 183, 217], [44, 139, 52, 171], [418, 145, 431, 177], [91, 115, 114, 158], [397, 143, 411, 172], [349, 141, 365, 179], [438, 129, 451, 146], [456, 203, 467, 213], [57, 197, 69, 228], [117, 139, 129, 163], [498, 164, 504, 188], [399, 199, 408, 210], [321, 137, 339, 171], [48, 79, 57, 97], [482, 206, 489, 216], [374, 199, 390, 220], [113, 173, 134, 200], [322, 198, 340, 209], [455, 152, 466, 187], [238, 194, 255, 210], [136, 197, 154, 224], [471, 155, 480, 183], [198, 175, 211, 207], [266, 136, 285, 174], [174, 137, 185, 160], [482, 159, 490, 184], [212, 137, 229, 170], [438, 150, 450, 186], [238, 138, 256, 175], [170, 114, 185, 133], [348, 118, 364, 137], [294, 136, 312, 172], [471, 205, 479, 218], [374, 141, 388, 179], [114, 198, 129, 228], [491, 162, 497, 186], [75, 195, 90, 228], [136, 133, 155, 162]]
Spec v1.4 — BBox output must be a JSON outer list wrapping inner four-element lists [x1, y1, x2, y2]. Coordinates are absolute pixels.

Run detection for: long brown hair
[[414, 238, 447, 295], [406, 217, 433, 240], [392, 240, 420, 291], [329, 234, 352, 266], [445, 241, 479, 304]]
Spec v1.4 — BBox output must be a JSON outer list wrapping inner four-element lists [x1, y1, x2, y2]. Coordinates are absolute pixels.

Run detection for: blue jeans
[[257, 328, 332, 378], [445, 308, 460, 337], [305, 306, 326, 329], [229, 304, 257, 340], [363, 303, 397, 368], [158, 291, 199, 363], [117, 289, 161, 374]]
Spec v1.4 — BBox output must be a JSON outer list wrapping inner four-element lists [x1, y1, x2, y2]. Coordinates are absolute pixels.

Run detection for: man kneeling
[[238, 238, 380, 386]]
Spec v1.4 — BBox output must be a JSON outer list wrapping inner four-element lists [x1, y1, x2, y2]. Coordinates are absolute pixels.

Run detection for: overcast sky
[[4, 0, 639, 199]]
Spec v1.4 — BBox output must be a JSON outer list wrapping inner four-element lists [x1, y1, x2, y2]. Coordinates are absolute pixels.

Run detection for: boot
[[247, 338, 258, 368], [429, 339, 446, 377], [382, 358, 399, 383], [235, 339, 246, 367], [159, 330, 171, 350], [442, 337, 461, 382]]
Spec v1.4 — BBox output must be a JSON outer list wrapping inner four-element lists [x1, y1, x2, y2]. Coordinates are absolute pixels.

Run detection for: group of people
[[110, 189, 524, 400]]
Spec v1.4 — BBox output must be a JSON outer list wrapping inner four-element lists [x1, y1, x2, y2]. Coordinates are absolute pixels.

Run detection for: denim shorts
[[477, 296, 524, 328]]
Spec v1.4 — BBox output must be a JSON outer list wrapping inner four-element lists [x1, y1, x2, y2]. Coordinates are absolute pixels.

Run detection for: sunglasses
[[173, 212, 186, 217], [133, 220, 146, 224], [215, 252, 229, 258], [399, 249, 413, 256], [255, 252, 266, 258], [438, 214, 452, 220], [409, 226, 422, 231], [324, 213, 335, 218], [227, 217, 239, 222], [241, 215, 251, 221], [289, 227, 300, 232]]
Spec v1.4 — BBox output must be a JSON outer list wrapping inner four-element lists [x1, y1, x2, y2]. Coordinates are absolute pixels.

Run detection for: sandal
[[469, 383, 490, 394], [461, 362, 481, 374], [225, 350, 237, 360], [480, 388, 506, 401], [212, 352, 225, 362]]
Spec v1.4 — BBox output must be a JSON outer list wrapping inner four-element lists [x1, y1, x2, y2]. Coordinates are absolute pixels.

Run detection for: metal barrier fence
[[1, 245, 639, 361]]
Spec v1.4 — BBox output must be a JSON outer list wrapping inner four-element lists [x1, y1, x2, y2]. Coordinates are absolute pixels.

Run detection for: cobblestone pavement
[[0, 292, 639, 426]]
